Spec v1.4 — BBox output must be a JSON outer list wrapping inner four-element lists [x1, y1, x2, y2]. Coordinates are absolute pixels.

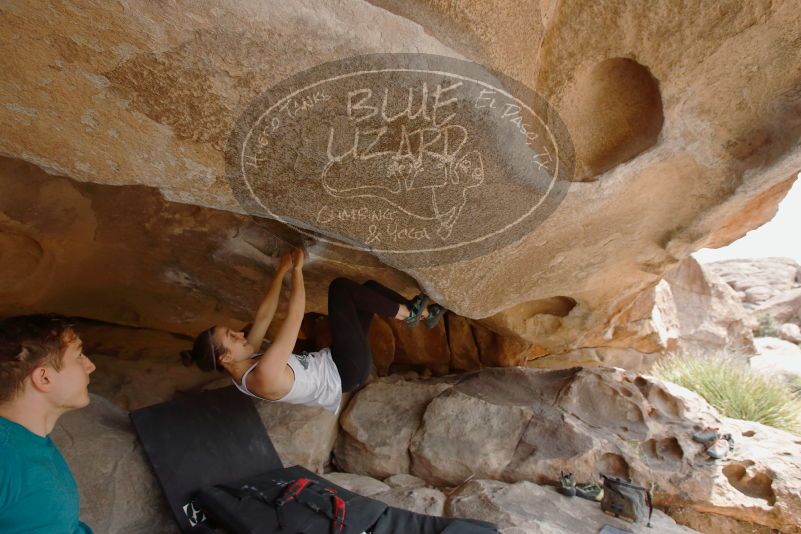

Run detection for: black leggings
[[328, 277, 410, 392]]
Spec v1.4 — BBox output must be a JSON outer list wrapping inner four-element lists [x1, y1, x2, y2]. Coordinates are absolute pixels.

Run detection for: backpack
[[193, 465, 387, 534], [192, 465, 498, 534], [600, 474, 653, 527]]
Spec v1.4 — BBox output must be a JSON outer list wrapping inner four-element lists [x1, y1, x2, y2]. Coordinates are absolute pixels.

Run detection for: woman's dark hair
[[180, 326, 224, 372]]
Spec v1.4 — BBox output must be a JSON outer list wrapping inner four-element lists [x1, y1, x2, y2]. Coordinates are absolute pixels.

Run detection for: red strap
[[277, 478, 312, 506], [331, 494, 346, 534], [275, 478, 313, 529]]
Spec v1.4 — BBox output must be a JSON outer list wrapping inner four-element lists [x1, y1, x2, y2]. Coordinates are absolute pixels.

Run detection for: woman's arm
[[246, 251, 292, 351], [251, 248, 306, 386]]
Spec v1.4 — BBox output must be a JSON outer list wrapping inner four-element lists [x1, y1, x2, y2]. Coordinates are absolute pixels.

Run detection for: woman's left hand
[[291, 247, 305, 271], [276, 251, 292, 274]]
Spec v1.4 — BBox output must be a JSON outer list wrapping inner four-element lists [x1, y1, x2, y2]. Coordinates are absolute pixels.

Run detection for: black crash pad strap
[[194, 465, 385, 534]]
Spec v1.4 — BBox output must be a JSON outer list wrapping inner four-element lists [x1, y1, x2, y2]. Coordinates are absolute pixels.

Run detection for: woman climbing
[[181, 247, 445, 414]]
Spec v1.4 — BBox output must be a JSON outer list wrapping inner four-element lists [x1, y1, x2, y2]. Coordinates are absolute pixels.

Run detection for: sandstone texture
[[51, 395, 177, 534], [1, 1, 799, 366], [79, 321, 217, 410], [373, 486, 447, 517], [756, 289, 801, 327], [324, 472, 391, 497], [527, 256, 757, 372], [706, 258, 801, 312], [0, 157, 417, 336], [5, 4, 801, 532], [337, 367, 801, 532], [447, 479, 695, 534], [383, 473, 428, 489], [52, 357, 801, 533], [779, 323, 801, 344], [254, 399, 339, 474]]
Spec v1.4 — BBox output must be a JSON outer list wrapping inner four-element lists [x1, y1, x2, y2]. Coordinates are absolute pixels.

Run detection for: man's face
[[46, 333, 96, 410]]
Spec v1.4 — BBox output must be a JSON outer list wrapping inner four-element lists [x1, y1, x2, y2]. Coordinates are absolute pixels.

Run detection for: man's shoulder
[[0, 423, 16, 457], [0, 432, 21, 471], [0, 432, 23, 508]]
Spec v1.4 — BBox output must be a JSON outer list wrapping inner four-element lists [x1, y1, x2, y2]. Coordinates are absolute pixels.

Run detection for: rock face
[[0, 157, 417, 336], [447, 479, 695, 534], [80, 321, 218, 411], [755, 288, 801, 327], [705, 258, 801, 312], [528, 256, 757, 372], [49, 367, 801, 533], [254, 399, 339, 474], [51, 395, 177, 534], [2, 2, 801, 362], [705, 257, 801, 341], [779, 323, 801, 344], [4, 6, 801, 531], [335, 377, 452, 477], [324, 472, 391, 497], [328, 471, 692, 532], [336, 367, 801, 533], [656, 259, 757, 354]]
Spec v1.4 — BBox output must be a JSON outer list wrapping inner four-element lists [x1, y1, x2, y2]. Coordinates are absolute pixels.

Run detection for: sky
[[692, 172, 801, 265]]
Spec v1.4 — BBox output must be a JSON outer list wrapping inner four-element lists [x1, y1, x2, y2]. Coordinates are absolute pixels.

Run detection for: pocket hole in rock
[[722, 464, 777, 506], [563, 57, 664, 181], [598, 453, 630, 480], [641, 437, 684, 465]]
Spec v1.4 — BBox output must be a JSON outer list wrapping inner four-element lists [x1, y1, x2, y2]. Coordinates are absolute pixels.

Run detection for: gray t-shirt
[[232, 347, 343, 414]]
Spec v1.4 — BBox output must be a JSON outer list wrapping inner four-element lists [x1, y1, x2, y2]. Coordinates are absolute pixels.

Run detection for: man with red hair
[[0, 314, 96, 533]]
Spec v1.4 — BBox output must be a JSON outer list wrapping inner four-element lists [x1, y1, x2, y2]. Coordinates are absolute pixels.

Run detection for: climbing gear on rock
[[404, 294, 430, 327], [424, 303, 446, 329], [558, 471, 576, 497], [600, 474, 653, 527], [706, 433, 735, 460], [575, 483, 603, 502], [557, 472, 603, 502], [692, 426, 720, 443]]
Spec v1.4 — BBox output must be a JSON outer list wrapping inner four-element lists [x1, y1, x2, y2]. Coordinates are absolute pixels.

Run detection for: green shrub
[[754, 313, 780, 337], [653, 353, 801, 435]]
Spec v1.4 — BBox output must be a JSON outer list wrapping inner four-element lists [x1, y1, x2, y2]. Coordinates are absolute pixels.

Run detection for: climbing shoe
[[706, 433, 735, 460], [692, 426, 720, 444], [576, 483, 604, 502], [424, 303, 446, 328], [558, 471, 576, 497], [404, 294, 430, 327]]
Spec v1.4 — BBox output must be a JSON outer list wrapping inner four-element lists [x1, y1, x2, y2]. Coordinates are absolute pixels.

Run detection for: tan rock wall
[[2, 1, 800, 363]]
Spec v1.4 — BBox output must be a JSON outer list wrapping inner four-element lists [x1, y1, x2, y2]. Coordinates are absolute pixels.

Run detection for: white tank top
[[232, 347, 343, 414]]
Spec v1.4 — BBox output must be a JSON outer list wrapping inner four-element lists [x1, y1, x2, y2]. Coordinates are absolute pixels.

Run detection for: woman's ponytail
[[179, 350, 194, 367], [183, 326, 224, 373]]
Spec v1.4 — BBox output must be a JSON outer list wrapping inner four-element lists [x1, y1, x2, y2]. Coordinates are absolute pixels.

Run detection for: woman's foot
[[402, 294, 430, 327], [424, 303, 446, 328]]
